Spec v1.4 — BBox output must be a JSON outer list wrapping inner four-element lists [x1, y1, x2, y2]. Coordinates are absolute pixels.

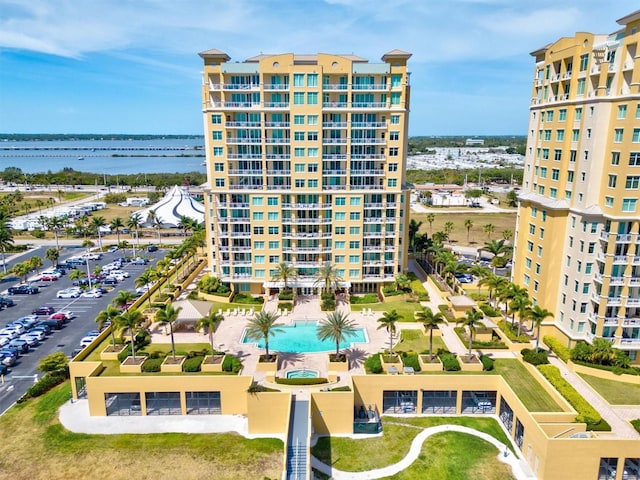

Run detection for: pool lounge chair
[[403, 366, 415, 375], [388, 365, 399, 375]]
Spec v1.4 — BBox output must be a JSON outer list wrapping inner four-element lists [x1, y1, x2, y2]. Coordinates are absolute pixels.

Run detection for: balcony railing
[[350, 185, 384, 190], [352, 84, 388, 90], [226, 121, 261, 128], [322, 138, 348, 144], [350, 169, 385, 176], [264, 102, 290, 108], [228, 184, 263, 190], [350, 138, 385, 144], [263, 84, 289, 90], [352, 102, 387, 108], [265, 138, 290, 144], [322, 102, 348, 108], [211, 101, 261, 109], [322, 84, 348, 91], [266, 169, 291, 175], [226, 138, 262, 144], [228, 169, 263, 175], [227, 154, 261, 159], [351, 122, 387, 128], [264, 122, 290, 128], [322, 122, 348, 128], [265, 154, 291, 160]]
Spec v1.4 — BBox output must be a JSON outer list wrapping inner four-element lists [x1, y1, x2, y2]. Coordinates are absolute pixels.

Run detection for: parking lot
[[0, 245, 165, 414]]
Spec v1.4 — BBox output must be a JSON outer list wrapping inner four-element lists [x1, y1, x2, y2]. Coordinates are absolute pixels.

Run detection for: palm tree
[[443, 221, 454, 242], [483, 223, 495, 240], [509, 290, 531, 336], [155, 303, 183, 360], [478, 272, 507, 303], [315, 262, 343, 296], [502, 229, 513, 241], [68, 268, 87, 283], [196, 310, 224, 354], [95, 304, 121, 347], [394, 273, 411, 292], [11, 261, 31, 283], [458, 309, 484, 358], [245, 310, 283, 361], [408, 219, 423, 253], [426, 213, 435, 235], [47, 216, 64, 251], [113, 290, 136, 311], [481, 239, 512, 274], [415, 307, 445, 361], [127, 213, 143, 254], [0, 213, 14, 274], [29, 255, 43, 274], [272, 262, 297, 292], [45, 247, 59, 268], [464, 218, 474, 244], [377, 309, 401, 354], [136, 268, 159, 310], [110, 217, 125, 244], [116, 309, 145, 361], [147, 209, 163, 245], [470, 264, 490, 296], [526, 305, 554, 349], [317, 311, 358, 359], [91, 215, 107, 249]]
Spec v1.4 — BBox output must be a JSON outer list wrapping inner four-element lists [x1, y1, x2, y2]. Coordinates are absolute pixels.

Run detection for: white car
[[41, 270, 62, 279], [57, 289, 80, 299], [79, 336, 95, 348], [81, 289, 103, 298], [107, 246, 119, 253], [57, 310, 76, 320], [20, 334, 39, 346], [25, 330, 46, 341], [0, 336, 10, 348], [111, 270, 130, 278], [0, 330, 18, 340]]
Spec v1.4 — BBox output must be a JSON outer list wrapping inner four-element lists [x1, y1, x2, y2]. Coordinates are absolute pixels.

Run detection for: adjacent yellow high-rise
[[199, 50, 411, 296], [514, 11, 640, 364]]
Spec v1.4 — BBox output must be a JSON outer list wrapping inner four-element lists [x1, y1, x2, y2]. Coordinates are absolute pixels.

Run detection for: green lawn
[[396, 329, 446, 354], [367, 301, 423, 322], [0, 383, 283, 480], [578, 374, 640, 405], [312, 416, 514, 478], [493, 359, 563, 412]]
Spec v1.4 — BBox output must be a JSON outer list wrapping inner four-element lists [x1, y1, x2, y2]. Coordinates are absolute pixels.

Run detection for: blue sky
[[0, 0, 633, 135]]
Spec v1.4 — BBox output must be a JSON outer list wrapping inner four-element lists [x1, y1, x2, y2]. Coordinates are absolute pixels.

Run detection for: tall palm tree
[[443, 221, 454, 242], [110, 217, 124, 245], [509, 290, 531, 336], [155, 303, 183, 360], [315, 262, 343, 295], [415, 307, 445, 361], [426, 213, 435, 235], [377, 309, 401, 354], [483, 223, 495, 240], [113, 289, 136, 311], [95, 304, 121, 347], [408, 219, 423, 253], [116, 309, 145, 361], [245, 310, 283, 361], [458, 309, 484, 358], [29, 255, 43, 274], [317, 311, 358, 358], [91, 215, 107, 249], [196, 310, 224, 354], [127, 213, 143, 251], [47, 216, 64, 251], [481, 239, 512, 274], [12, 261, 31, 283], [478, 272, 507, 303], [526, 305, 554, 349], [272, 262, 297, 292], [0, 213, 14, 274], [136, 268, 159, 310], [464, 218, 474, 244]]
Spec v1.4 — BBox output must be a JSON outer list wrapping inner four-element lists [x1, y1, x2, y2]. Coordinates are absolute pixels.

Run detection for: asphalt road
[[0, 246, 165, 414]]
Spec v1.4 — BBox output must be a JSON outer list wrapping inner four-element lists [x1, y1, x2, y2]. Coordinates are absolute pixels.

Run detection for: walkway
[[311, 424, 536, 480], [548, 356, 640, 439], [286, 398, 310, 480]]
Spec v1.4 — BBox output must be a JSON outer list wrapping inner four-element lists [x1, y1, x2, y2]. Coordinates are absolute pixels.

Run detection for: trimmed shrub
[[275, 377, 328, 385], [400, 352, 421, 372], [117, 344, 133, 363], [543, 335, 571, 362], [232, 293, 264, 304], [364, 354, 383, 374], [278, 301, 293, 311], [440, 353, 461, 371], [183, 355, 204, 372], [321, 297, 336, 311], [17, 372, 67, 403], [478, 302, 500, 317], [222, 355, 242, 373], [197, 275, 231, 295], [142, 357, 162, 372], [453, 327, 507, 349], [330, 386, 352, 392], [571, 360, 640, 376], [521, 348, 549, 366], [278, 291, 294, 301], [631, 419, 640, 434], [350, 294, 380, 304], [497, 320, 531, 343], [480, 354, 494, 371], [537, 365, 606, 428]]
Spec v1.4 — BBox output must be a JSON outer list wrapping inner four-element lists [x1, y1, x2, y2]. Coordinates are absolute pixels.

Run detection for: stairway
[[286, 397, 310, 480]]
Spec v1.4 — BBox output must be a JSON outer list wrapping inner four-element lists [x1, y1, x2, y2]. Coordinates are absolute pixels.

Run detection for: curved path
[[311, 424, 536, 480]]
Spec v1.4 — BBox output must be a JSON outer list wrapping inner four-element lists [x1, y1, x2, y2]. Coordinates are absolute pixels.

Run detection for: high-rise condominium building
[[513, 10, 640, 364], [199, 50, 411, 296]]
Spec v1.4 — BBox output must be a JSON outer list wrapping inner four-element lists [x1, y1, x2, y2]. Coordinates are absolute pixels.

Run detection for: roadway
[[0, 245, 165, 414]]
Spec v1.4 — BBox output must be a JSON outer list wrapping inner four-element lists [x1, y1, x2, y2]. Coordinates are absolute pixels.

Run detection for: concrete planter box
[[328, 354, 349, 371], [380, 354, 403, 374], [161, 355, 186, 373], [201, 354, 225, 372], [418, 354, 443, 371], [119, 356, 145, 373], [100, 345, 126, 361], [459, 355, 483, 371], [256, 355, 278, 372]]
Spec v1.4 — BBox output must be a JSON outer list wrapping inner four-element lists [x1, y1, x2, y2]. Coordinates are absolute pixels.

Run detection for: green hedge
[[275, 377, 328, 385], [400, 352, 421, 372], [18, 372, 68, 403], [478, 302, 500, 317], [453, 327, 507, 349], [521, 348, 549, 366], [480, 354, 494, 371], [439, 353, 461, 371], [364, 354, 383, 374], [543, 336, 571, 362], [537, 365, 606, 428], [350, 294, 380, 304], [142, 357, 163, 372], [497, 320, 531, 343], [631, 419, 640, 434], [183, 355, 204, 372], [278, 301, 293, 311], [231, 293, 264, 304], [278, 292, 294, 301], [222, 355, 242, 373], [570, 360, 640, 376]]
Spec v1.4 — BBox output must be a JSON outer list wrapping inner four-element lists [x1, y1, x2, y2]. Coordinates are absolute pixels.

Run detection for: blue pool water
[[241, 321, 367, 353], [286, 369, 319, 379]]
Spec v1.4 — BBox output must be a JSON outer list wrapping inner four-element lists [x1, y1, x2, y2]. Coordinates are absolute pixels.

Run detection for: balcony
[[265, 169, 290, 175], [265, 154, 291, 160], [228, 169, 263, 175], [352, 84, 388, 91], [322, 138, 348, 144], [607, 296, 623, 306], [351, 185, 384, 190], [322, 154, 347, 160], [627, 298, 640, 307], [629, 277, 640, 286], [596, 252, 606, 263], [609, 276, 625, 286], [623, 318, 640, 327], [209, 83, 260, 91], [322, 102, 348, 108], [229, 184, 263, 190], [226, 138, 262, 144], [351, 122, 387, 128], [263, 84, 289, 91], [322, 84, 348, 91], [263, 102, 290, 109], [350, 138, 385, 144], [603, 317, 619, 326], [266, 184, 291, 190], [363, 231, 384, 237], [322, 184, 347, 190], [211, 101, 261, 109], [591, 293, 601, 304], [322, 122, 348, 128], [364, 203, 383, 208], [352, 102, 387, 108], [613, 255, 629, 264], [634, 256, 640, 265], [264, 122, 290, 128], [593, 272, 603, 283], [281, 203, 332, 209], [350, 169, 385, 176], [227, 153, 262, 159], [228, 217, 251, 223], [265, 138, 290, 144], [226, 121, 261, 128], [351, 154, 385, 159]]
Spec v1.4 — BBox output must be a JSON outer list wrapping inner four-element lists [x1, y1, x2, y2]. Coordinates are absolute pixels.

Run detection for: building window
[[294, 131, 304, 141], [389, 163, 398, 172], [349, 269, 359, 278], [567, 171, 574, 182], [551, 169, 560, 180], [572, 129, 579, 141], [607, 175, 617, 188], [556, 130, 564, 141], [549, 188, 557, 199], [618, 105, 627, 119], [349, 255, 359, 264], [575, 107, 582, 120], [214, 162, 224, 172], [349, 240, 360, 249], [554, 149, 562, 161], [308, 147, 318, 157], [390, 114, 400, 124], [622, 198, 637, 212], [294, 163, 305, 172], [307, 92, 318, 104], [614, 129, 624, 143], [254, 226, 264, 234], [215, 178, 225, 187], [389, 147, 399, 157], [294, 147, 305, 157], [569, 150, 577, 162], [389, 131, 399, 141], [588, 242, 595, 254], [335, 241, 345, 249], [269, 255, 279, 263], [559, 109, 567, 121], [307, 74, 318, 87], [252, 212, 264, 221], [267, 212, 278, 221], [252, 197, 264, 206], [388, 179, 397, 187], [540, 167, 547, 178], [350, 197, 361, 206], [212, 131, 222, 140], [293, 73, 305, 87], [307, 131, 318, 141], [335, 197, 346, 206], [634, 129, 640, 143], [349, 212, 360, 220], [611, 152, 620, 165], [308, 115, 318, 125], [349, 226, 360, 235], [335, 212, 346, 221], [211, 114, 222, 124], [254, 241, 264, 249], [293, 92, 305, 104], [254, 255, 265, 264], [630, 152, 640, 166], [582, 283, 590, 294], [267, 196, 278, 206], [268, 241, 279, 249], [213, 147, 223, 156], [544, 130, 551, 141], [626, 176, 640, 189], [523, 274, 530, 286], [294, 115, 305, 125], [335, 226, 345, 235]]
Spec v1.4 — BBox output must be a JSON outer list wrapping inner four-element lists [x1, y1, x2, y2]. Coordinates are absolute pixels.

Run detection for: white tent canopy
[[133, 185, 205, 228]]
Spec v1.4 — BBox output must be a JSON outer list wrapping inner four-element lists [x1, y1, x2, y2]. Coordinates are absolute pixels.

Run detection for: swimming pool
[[241, 320, 368, 353], [286, 369, 319, 379]]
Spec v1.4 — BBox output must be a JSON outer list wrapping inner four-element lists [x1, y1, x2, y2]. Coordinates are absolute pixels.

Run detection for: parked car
[[8, 338, 29, 354], [57, 288, 80, 299], [41, 270, 62, 278], [25, 330, 46, 342], [102, 277, 118, 286], [0, 296, 15, 308], [4, 323, 26, 334], [130, 257, 148, 265], [0, 330, 18, 340], [31, 324, 52, 335], [8, 285, 39, 295], [0, 350, 17, 366], [72, 279, 91, 287], [79, 336, 96, 348], [107, 246, 119, 253], [147, 244, 158, 252], [32, 306, 55, 316], [56, 310, 76, 320], [19, 334, 39, 347], [40, 319, 63, 330], [13, 316, 39, 329], [49, 313, 70, 323], [81, 289, 103, 298]]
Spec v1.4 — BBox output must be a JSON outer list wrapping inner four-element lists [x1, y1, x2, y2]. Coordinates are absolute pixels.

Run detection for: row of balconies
[[532, 61, 634, 88], [591, 294, 640, 306], [224, 153, 388, 160], [583, 331, 640, 348], [209, 100, 403, 110], [599, 231, 636, 243], [208, 82, 402, 92], [214, 202, 397, 210], [595, 253, 640, 265], [531, 85, 634, 105], [594, 273, 640, 286], [222, 121, 388, 129], [224, 168, 387, 177], [588, 313, 640, 327]]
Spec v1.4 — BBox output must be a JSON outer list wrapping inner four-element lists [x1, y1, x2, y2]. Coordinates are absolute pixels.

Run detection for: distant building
[[465, 138, 484, 146]]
